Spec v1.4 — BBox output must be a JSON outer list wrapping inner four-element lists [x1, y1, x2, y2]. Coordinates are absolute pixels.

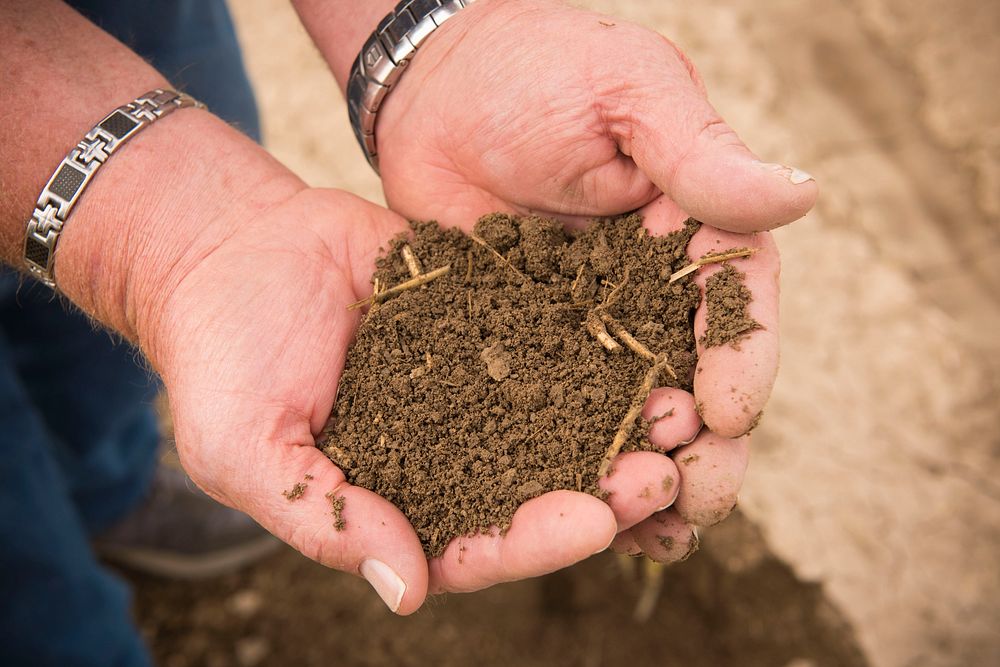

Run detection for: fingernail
[[593, 533, 617, 555], [755, 160, 815, 185], [654, 476, 678, 511], [360, 559, 406, 613], [676, 427, 702, 447], [788, 167, 814, 184]]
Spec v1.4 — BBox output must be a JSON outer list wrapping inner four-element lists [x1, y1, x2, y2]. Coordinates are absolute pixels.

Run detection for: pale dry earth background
[[155, 1, 1000, 665]]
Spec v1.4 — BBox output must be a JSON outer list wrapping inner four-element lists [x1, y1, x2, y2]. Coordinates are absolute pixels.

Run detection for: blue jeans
[[0, 2, 260, 665]]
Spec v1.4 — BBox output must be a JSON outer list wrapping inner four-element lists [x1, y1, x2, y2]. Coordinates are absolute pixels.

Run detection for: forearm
[[0, 0, 305, 349], [291, 0, 401, 89]]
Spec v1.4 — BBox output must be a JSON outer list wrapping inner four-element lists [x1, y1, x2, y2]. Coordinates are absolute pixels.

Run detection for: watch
[[346, 0, 478, 173]]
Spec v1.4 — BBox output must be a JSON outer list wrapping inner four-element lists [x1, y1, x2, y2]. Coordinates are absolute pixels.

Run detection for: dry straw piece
[[668, 247, 757, 284], [598, 311, 657, 364], [401, 244, 423, 278], [586, 311, 622, 354], [598, 354, 673, 477], [348, 265, 451, 310], [469, 232, 529, 282]]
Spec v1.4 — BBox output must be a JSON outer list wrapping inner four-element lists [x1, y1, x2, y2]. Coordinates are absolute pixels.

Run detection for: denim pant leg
[[0, 324, 152, 667], [0, 279, 162, 535]]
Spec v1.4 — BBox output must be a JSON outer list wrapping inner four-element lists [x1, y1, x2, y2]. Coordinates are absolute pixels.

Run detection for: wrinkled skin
[[377, 0, 816, 231], [371, 0, 814, 568], [150, 0, 816, 614], [147, 190, 723, 613]]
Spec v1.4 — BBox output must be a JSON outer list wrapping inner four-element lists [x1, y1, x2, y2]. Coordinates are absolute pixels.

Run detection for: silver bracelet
[[347, 0, 477, 173], [23, 89, 202, 289]]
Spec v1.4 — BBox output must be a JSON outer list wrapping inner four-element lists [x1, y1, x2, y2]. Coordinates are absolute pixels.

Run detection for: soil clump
[[320, 213, 755, 557], [701, 264, 762, 348]]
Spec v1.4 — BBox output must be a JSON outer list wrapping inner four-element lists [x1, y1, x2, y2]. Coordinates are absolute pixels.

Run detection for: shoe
[[94, 465, 281, 579]]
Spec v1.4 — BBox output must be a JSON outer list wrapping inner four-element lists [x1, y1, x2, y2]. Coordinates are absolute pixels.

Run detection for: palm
[[149, 189, 695, 609], [151, 190, 431, 603]]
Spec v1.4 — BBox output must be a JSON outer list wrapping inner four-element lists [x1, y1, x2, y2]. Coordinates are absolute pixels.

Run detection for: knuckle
[[659, 34, 707, 93]]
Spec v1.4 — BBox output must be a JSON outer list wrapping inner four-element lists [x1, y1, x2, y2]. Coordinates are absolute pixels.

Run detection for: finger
[[615, 50, 817, 232], [688, 225, 779, 437], [642, 387, 702, 451], [672, 430, 749, 527], [636, 197, 777, 437], [427, 490, 616, 594], [631, 508, 700, 564], [598, 451, 681, 531], [178, 435, 428, 615], [609, 530, 643, 556]]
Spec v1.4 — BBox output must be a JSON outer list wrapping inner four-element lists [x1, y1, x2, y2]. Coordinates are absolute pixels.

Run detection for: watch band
[[347, 0, 477, 173], [23, 89, 202, 289]]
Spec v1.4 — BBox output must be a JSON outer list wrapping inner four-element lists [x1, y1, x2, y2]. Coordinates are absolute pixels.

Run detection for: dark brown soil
[[320, 214, 706, 557], [320, 214, 763, 557], [124, 510, 870, 667], [701, 264, 762, 348], [281, 482, 306, 501], [326, 492, 346, 532]]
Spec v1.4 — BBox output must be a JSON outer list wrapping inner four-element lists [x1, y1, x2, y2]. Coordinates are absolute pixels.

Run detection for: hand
[[371, 0, 801, 560], [136, 188, 701, 609], [375, 0, 800, 435], [603, 196, 774, 561], [376, 0, 816, 232]]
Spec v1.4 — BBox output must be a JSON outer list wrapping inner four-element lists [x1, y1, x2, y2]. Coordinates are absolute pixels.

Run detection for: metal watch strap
[[347, 0, 477, 173], [23, 89, 202, 289]]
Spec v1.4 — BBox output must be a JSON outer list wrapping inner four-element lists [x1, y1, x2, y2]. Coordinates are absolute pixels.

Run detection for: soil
[[319, 213, 726, 557], [701, 264, 762, 349], [326, 492, 346, 532], [124, 510, 870, 667]]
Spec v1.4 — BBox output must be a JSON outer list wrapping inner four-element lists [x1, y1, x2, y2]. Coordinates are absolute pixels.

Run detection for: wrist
[[55, 108, 306, 366], [293, 0, 398, 88]]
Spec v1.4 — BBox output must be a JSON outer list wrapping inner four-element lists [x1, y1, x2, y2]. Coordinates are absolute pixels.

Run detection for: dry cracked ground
[[125, 1, 1000, 666]]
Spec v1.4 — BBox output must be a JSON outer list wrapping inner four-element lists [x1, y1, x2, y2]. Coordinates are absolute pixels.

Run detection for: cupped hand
[[376, 0, 816, 232], [367, 0, 801, 561], [141, 188, 702, 610]]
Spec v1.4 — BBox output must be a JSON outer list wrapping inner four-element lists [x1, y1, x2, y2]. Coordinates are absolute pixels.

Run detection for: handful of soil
[[319, 213, 754, 557]]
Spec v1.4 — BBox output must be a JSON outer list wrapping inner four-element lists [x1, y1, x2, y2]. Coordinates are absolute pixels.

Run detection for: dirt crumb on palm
[[320, 213, 705, 557], [282, 482, 307, 501], [701, 264, 762, 348]]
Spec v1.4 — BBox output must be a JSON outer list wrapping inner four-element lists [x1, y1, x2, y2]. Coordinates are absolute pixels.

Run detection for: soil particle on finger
[[700, 264, 762, 348], [650, 407, 675, 422], [320, 214, 703, 557], [657, 535, 675, 551], [743, 410, 764, 436]]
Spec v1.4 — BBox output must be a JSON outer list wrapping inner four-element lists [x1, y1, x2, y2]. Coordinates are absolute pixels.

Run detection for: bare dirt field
[[124, 1, 1000, 666]]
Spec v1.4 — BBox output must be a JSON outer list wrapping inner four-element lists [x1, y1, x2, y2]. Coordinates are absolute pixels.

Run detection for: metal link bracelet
[[346, 0, 477, 173], [23, 89, 202, 289]]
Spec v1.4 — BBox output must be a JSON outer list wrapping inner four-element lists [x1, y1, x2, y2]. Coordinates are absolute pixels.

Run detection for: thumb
[[622, 71, 817, 232]]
